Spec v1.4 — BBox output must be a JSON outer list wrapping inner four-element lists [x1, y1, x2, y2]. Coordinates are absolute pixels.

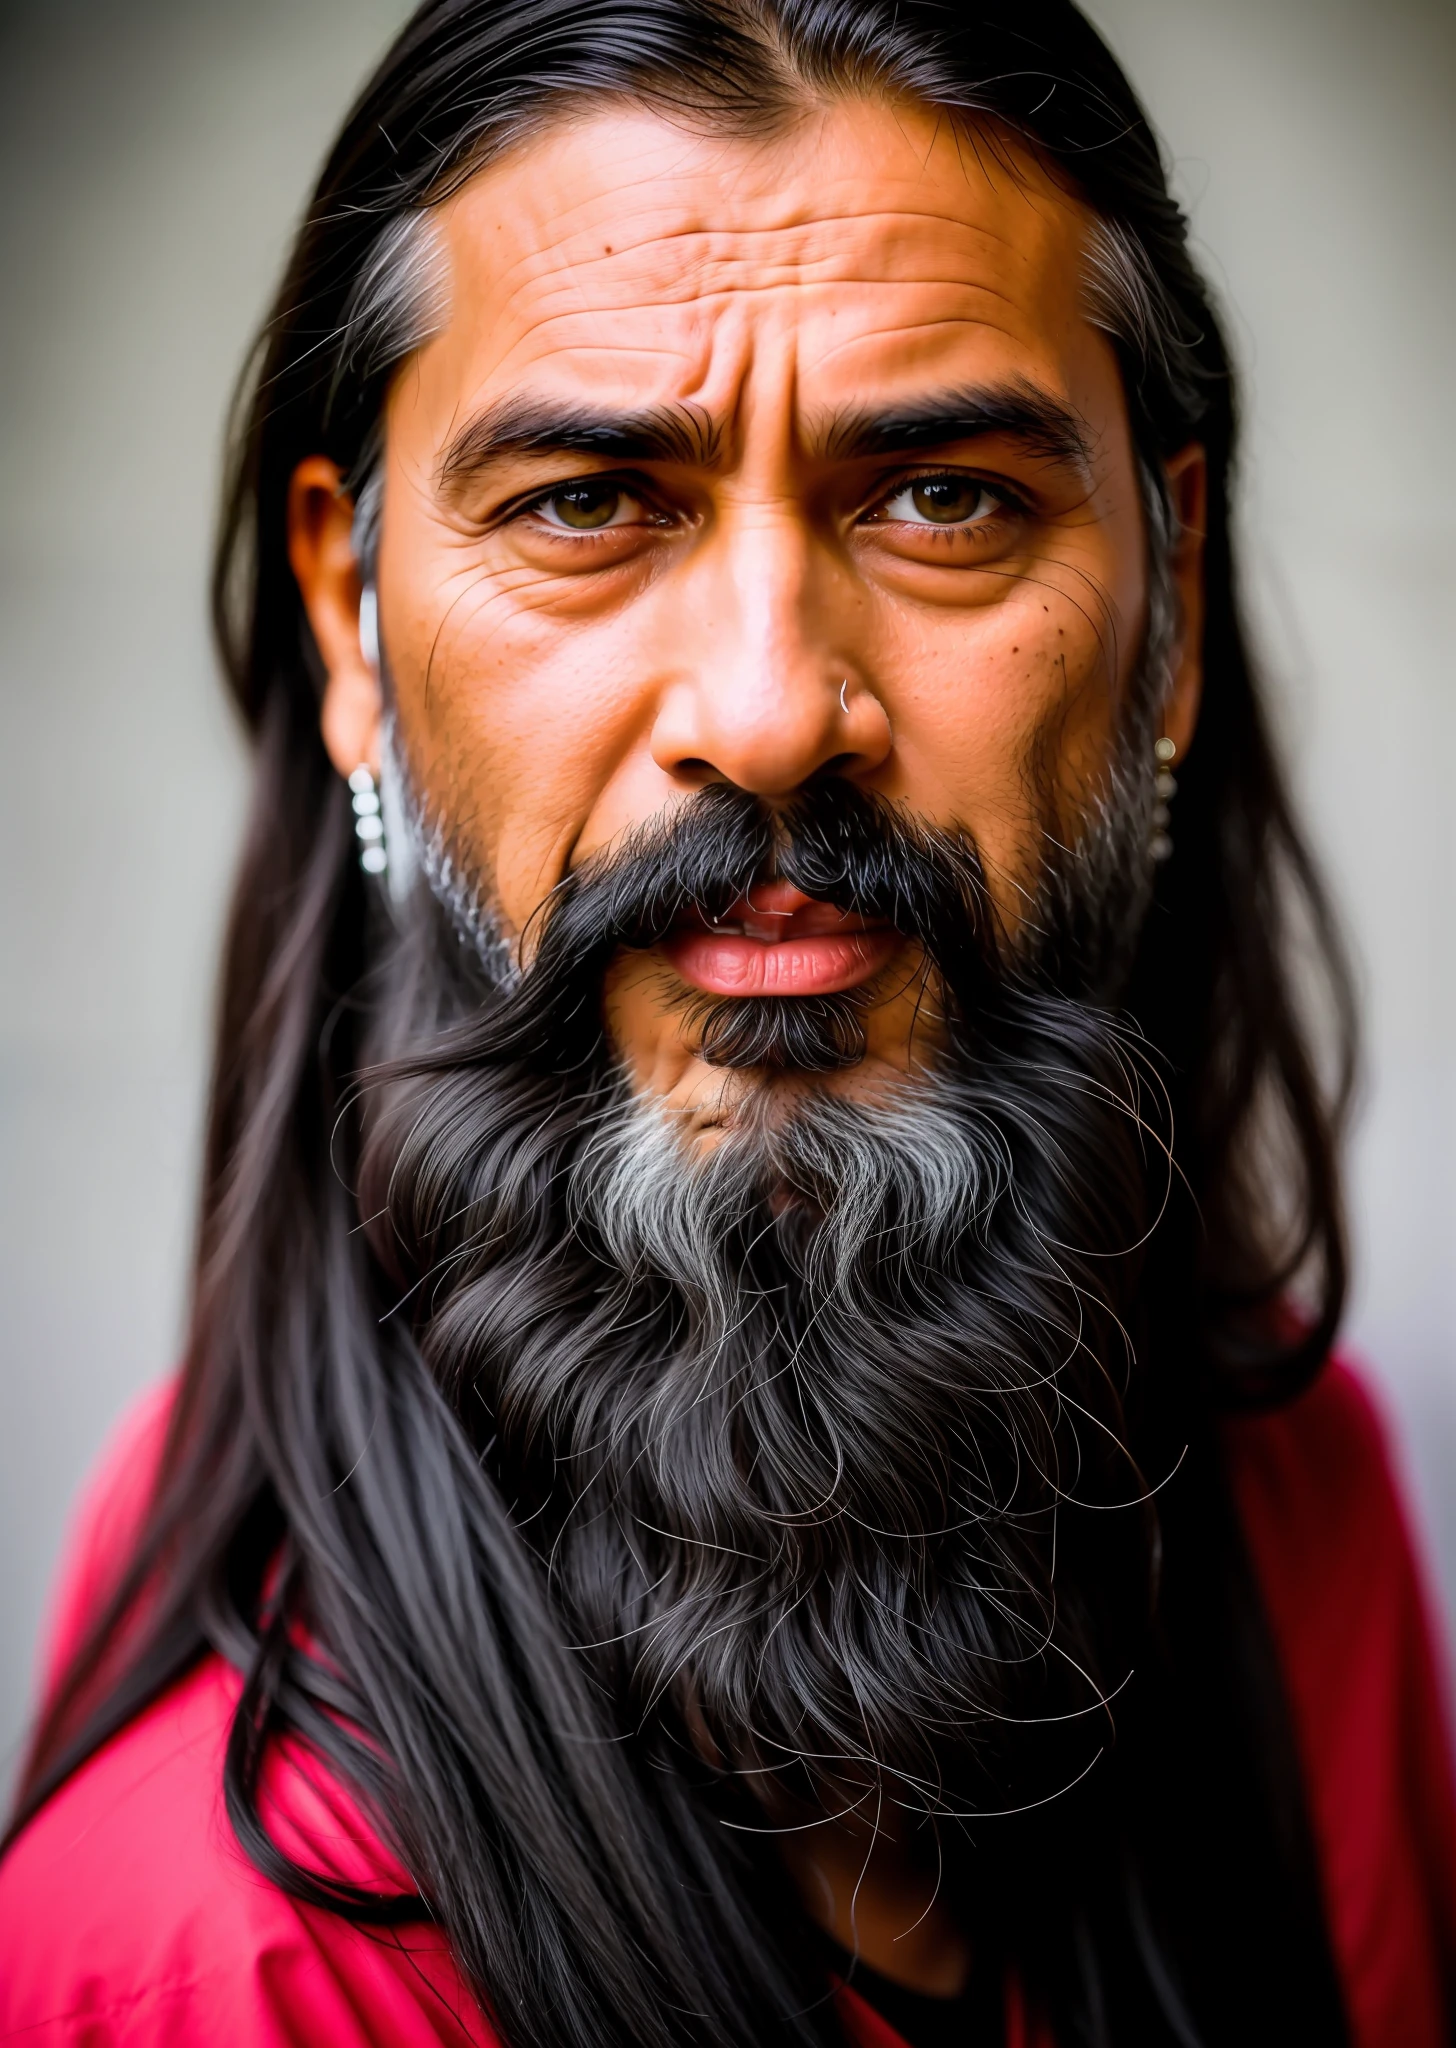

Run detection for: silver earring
[[1151, 735, 1177, 862], [349, 763, 387, 876], [359, 585, 379, 670]]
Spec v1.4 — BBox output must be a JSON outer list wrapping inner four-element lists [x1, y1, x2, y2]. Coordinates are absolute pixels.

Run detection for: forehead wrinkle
[[808, 308, 1064, 388], [484, 274, 1028, 394], [437, 164, 1086, 380], [424, 150, 1105, 487], [434, 333, 732, 456], [437, 98, 1091, 328], [483, 302, 717, 384], [477, 201, 1058, 321], [557, 233, 1024, 311]]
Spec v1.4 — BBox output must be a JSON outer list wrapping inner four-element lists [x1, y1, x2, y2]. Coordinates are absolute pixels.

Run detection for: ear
[[287, 455, 381, 778], [1159, 442, 1207, 760]]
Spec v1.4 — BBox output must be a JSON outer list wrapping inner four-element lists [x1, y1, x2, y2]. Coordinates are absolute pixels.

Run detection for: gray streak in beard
[[571, 1073, 1002, 1362]]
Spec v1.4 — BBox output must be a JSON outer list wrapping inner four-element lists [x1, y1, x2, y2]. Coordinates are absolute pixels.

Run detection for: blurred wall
[[1, 0, 1452, 1783]]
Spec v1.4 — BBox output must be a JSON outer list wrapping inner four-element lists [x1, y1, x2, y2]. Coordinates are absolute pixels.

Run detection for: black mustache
[[485, 781, 1000, 1072]]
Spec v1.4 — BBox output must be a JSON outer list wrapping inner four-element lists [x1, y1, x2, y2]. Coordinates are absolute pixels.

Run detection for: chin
[[664, 1047, 920, 1153]]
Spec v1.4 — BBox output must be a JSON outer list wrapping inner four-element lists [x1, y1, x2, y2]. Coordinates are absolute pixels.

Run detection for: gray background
[[2, 0, 1452, 1785]]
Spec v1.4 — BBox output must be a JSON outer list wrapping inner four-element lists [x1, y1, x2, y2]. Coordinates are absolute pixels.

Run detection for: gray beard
[[362, 859, 1168, 1829], [571, 1066, 1000, 1352]]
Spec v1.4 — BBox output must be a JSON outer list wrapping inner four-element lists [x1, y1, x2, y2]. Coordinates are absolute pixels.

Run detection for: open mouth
[[660, 881, 902, 998]]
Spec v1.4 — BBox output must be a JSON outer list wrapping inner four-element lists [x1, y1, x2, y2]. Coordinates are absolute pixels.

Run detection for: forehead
[[404, 99, 1112, 442]]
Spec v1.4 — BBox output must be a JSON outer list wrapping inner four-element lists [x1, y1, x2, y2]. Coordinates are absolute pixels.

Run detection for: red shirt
[[3, 1360, 1453, 2046]]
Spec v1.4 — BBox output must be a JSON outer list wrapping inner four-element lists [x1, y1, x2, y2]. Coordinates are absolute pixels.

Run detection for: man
[[3, 2, 1453, 2043]]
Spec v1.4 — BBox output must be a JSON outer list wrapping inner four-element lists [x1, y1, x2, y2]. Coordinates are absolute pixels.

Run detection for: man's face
[[295, 98, 1203, 1141], [297, 98, 1198, 1827]]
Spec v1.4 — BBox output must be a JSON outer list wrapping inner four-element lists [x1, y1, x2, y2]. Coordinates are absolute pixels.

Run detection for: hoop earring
[[1151, 735, 1177, 862], [350, 763, 387, 876]]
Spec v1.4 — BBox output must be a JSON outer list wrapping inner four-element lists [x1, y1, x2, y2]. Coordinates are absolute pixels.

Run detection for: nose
[[648, 511, 891, 799]]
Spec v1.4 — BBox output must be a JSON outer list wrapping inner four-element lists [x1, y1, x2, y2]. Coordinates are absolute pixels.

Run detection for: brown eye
[[543, 481, 626, 529], [912, 478, 982, 522], [877, 475, 999, 527]]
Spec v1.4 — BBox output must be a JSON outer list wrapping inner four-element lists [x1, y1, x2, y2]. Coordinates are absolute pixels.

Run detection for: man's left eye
[[876, 476, 1001, 526], [534, 482, 645, 531]]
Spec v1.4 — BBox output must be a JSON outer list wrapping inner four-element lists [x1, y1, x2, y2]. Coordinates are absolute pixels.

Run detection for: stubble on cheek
[[388, 628, 582, 968], [979, 599, 1134, 935]]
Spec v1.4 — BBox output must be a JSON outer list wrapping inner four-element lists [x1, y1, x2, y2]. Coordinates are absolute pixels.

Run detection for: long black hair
[[11, 5, 1358, 2044]]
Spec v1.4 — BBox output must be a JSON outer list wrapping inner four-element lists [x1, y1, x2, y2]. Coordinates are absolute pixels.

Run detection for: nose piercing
[[839, 679, 850, 714]]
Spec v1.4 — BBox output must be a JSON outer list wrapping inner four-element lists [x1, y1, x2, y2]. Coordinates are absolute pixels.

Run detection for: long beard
[[559, 1053, 1161, 1821], [357, 747, 1172, 1836]]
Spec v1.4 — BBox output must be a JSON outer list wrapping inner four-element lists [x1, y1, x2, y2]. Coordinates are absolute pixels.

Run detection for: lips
[[660, 881, 901, 998]]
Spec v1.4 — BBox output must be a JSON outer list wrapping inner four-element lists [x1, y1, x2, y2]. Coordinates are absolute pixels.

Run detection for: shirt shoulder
[[2, 1389, 495, 2048], [1224, 1355, 1451, 1707], [0, 1654, 495, 2046], [1224, 1355, 1456, 2048]]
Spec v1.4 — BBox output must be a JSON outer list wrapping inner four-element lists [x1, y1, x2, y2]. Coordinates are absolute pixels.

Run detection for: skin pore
[[289, 96, 1205, 1997]]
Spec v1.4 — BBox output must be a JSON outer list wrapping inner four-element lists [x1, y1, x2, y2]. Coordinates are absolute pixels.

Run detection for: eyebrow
[[439, 397, 721, 488], [436, 379, 1092, 491], [815, 382, 1094, 471]]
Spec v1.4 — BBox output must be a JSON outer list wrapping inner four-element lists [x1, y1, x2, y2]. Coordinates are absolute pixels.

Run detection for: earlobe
[[1159, 442, 1207, 760], [287, 454, 383, 779], [320, 642, 385, 785]]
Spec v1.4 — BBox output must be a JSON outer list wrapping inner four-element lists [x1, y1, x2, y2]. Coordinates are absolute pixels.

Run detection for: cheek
[[876, 587, 1119, 885], [381, 525, 660, 933]]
